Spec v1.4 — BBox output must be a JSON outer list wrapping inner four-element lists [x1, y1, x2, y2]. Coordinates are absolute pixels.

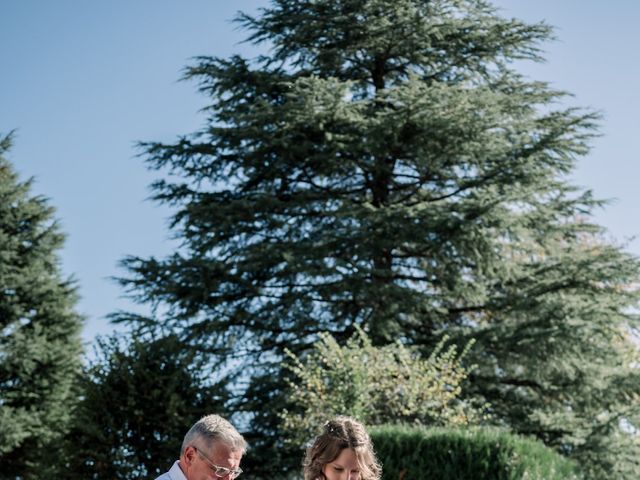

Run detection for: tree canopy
[[116, 1, 640, 477], [66, 333, 230, 479], [0, 132, 84, 478]]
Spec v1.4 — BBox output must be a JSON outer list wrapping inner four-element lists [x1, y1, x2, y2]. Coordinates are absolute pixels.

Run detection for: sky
[[2, 1, 639, 349]]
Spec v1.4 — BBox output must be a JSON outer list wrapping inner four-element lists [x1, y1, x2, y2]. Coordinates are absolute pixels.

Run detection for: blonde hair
[[303, 416, 381, 480]]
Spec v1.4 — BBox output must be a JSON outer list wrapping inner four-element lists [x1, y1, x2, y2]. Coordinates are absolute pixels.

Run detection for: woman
[[303, 416, 381, 480]]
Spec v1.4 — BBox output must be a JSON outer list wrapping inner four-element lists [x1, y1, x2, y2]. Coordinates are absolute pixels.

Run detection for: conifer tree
[[0, 133, 84, 478], [66, 333, 230, 479], [117, 1, 640, 477]]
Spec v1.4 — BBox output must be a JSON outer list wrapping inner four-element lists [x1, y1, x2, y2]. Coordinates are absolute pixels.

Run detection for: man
[[155, 414, 247, 480]]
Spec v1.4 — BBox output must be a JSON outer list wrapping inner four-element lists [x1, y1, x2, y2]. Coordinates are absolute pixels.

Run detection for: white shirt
[[155, 460, 187, 480]]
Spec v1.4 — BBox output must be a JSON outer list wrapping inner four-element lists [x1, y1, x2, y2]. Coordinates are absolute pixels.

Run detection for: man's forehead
[[209, 442, 243, 460]]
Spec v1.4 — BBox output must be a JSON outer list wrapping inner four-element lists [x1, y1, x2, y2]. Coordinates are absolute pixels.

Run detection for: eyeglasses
[[193, 446, 243, 479]]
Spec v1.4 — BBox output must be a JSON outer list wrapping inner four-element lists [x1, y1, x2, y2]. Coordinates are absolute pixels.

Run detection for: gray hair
[[181, 414, 248, 454]]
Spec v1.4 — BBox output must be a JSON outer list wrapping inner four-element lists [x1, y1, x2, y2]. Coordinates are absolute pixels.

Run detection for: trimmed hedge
[[370, 425, 582, 480]]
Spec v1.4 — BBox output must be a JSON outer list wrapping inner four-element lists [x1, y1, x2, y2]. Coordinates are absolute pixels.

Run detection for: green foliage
[[65, 333, 230, 479], [370, 424, 582, 480], [280, 328, 483, 446], [116, 0, 640, 477], [0, 133, 84, 478]]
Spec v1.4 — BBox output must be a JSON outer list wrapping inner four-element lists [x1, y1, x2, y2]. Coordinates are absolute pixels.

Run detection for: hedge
[[369, 424, 582, 480]]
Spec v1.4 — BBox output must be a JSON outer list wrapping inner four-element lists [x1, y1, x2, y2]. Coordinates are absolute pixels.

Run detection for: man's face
[[181, 442, 243, 480]]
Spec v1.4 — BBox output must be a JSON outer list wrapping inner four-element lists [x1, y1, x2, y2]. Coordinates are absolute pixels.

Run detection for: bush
[[370, 424, 582, 480], [279, 327, 482, 446]]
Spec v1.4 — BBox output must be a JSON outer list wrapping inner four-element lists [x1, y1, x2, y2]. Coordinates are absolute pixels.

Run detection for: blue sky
[[2, 1, 639, 348]]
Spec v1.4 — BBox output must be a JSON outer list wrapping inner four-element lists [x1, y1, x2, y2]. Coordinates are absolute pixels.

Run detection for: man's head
[[179, 414, 247, 480]]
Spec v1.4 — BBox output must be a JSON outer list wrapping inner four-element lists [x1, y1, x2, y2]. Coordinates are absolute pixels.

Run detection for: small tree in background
[[0, 132, 84, 478], [65, 333, 231, 479], [280, 328, 482, 447]]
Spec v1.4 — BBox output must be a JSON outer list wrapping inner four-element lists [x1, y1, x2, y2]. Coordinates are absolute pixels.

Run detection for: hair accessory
[[324, 421, 338, 435]]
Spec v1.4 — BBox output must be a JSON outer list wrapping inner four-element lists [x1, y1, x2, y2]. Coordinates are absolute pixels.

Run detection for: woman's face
[[322, 448, 361, 480]]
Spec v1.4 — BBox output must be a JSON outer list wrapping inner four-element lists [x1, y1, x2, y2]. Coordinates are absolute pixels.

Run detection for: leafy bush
[[370, 424, 582, 480], [280, 327, 483, 446]]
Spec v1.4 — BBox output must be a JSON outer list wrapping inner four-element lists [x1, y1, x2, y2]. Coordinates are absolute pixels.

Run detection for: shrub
[[370, 424, 582, 480], [280, 327, 482, 446]]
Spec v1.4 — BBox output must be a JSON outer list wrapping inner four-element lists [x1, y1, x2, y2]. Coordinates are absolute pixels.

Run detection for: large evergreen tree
[[0, 133, 84, 478], [116, 1, 640, 477]]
